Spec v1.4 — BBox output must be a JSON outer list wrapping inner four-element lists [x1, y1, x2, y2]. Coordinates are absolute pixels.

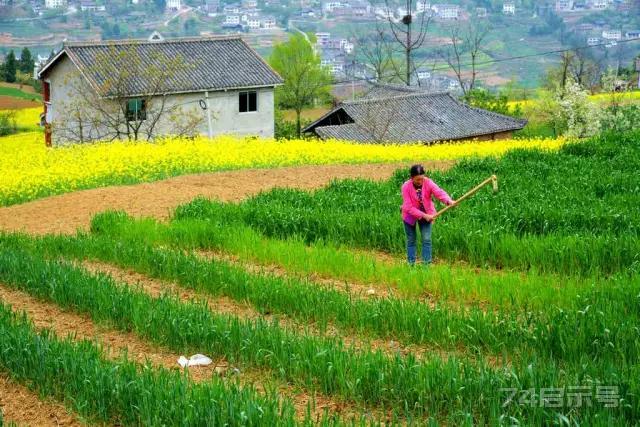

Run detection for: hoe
[[432, 175, 498, 220]]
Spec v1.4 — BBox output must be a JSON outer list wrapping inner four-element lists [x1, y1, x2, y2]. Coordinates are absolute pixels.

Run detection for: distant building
[[475, 7, 487, 17], [416, 69, 431, 80], [626, 30, 640, 39], [431, 3, 459, 19], [322, 0, 345, 12], [241, 0, 257, 8], [33, 54, 50, 80], [588, 0, 608, 9], [339, 38, 354, 53], [246, 15, 261, 28], [416, 0, 430, 12], [502, 2, 515, 14], [44, 0, 66, 9], [223, 3, 241, 13], [321, 55, 345, 75], [297, 8, 316, 17], [555, 0, 573, 11], [262, 16, 276, 28], [602, 29, 622, 40], [315, 32, 331, 46], [80, 0, 105, 12], [166, 0, 180, 10], [587, 37, 601, 46], [225, 14, 241, 24]]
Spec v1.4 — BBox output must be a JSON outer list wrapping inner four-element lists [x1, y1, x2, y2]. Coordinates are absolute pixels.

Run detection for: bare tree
[[56, 46, 205, 143], [442, 22, 490, 96], [354, 24, 400, 83], [569, 48, 604, 93], [384, 0, 432, 85], [355, 99, 406, 143]]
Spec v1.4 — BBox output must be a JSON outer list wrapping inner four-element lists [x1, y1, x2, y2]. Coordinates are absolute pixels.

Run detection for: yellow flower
[[0, 131, 568, 206]]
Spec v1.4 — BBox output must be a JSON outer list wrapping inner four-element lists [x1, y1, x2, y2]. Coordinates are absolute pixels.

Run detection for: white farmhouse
[[588, 0, 608, 9], [431, 4, 459, 20], [262, 16, 276, 29], [37, 36, 283, 146], [166, 0, 181, 10], [602, 29, 622, 40], [45, 0, 66, 9], [587, 37, 601, 46], [246, 15, 261, 28], [225, 14, 240, 24], [502, 2, 515, 14], [555, 0, 573, 11], [416, 0, 430, 12]]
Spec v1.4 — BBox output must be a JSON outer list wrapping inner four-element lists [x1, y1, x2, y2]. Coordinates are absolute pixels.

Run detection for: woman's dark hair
[[409, 164, 425, 177]]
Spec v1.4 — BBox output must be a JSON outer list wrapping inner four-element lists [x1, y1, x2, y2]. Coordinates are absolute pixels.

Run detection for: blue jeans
[[403, 220, 432, 265]]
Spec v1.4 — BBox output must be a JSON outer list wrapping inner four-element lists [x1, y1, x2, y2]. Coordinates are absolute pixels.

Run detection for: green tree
[[4, 50, 17, 83], [183, 18, 198, 36], [268, 33, 332, 138], [19, 47, 34, 75]]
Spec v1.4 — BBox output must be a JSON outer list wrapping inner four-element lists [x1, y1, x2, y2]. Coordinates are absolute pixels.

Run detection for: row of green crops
[[0, 238, 638, 424], [2, 235, 640, 424], [90, 210, 605, 310], [0, 306, 296, 426], [8, 230, 640, 366], [174, 131, 640, 277]]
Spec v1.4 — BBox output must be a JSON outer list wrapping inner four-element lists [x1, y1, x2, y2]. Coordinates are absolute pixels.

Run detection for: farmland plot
[[0, 130, 638, 425]]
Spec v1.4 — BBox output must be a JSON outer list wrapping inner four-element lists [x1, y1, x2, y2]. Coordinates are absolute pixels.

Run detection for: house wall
[[43, 56, 276, 145], [461, 130, 513, 142]]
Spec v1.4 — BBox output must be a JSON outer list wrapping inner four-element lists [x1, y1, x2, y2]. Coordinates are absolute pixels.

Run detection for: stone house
[[303, 84, 527, 143], [38, 36, 283, 146]]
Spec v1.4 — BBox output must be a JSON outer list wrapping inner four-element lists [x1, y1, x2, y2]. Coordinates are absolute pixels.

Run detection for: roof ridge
[[343, 90, 450, 106], [63, 35, 241, 48]]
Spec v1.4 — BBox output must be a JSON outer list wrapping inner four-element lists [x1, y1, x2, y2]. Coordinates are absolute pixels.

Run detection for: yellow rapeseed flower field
[[0, 131, 568, 206], [507, 90, 640, 109], [0, 107, 42, 132]]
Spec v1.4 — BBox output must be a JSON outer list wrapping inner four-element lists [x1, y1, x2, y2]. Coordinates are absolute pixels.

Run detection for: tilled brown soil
[[0, 374, 83, 427], [0, 283, 376, 423], [0, 161, 454, 236], [80, 259, 451, 361]]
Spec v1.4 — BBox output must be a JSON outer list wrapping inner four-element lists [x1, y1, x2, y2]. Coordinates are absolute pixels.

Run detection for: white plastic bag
[[177, 354, 213, 368]]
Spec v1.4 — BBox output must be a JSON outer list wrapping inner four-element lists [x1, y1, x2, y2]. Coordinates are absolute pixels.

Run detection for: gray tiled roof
[[304, 91, 527, 144], [40, 36, 282, 97]]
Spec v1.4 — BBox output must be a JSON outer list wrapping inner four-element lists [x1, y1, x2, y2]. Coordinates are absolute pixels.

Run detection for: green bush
[[0, 111, 17, 137]]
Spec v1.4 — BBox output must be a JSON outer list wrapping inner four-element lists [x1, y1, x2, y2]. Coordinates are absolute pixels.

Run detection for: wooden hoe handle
[[432, 175, 497, 220]]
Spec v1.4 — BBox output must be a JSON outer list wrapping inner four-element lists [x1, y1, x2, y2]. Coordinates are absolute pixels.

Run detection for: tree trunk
[[296, 109, 301, 138], [406, 22, 411, 86]]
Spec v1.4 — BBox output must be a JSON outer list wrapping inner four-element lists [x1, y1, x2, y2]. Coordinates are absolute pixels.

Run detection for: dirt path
[[0, 161, 454, 236]]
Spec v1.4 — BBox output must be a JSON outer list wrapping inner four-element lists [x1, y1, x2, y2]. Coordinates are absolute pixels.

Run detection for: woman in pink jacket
[[401, 164, 455, 265]]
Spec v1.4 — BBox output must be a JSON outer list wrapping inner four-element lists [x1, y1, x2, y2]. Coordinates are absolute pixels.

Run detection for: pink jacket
[[401, 179, 454, 225]]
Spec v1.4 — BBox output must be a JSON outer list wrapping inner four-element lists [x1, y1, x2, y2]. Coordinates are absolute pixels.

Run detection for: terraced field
[[0, 129, 638, 425]]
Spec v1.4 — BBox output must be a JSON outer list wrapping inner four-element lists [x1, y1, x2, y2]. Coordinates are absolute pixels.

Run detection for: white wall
[[44, 55, 276, 145]]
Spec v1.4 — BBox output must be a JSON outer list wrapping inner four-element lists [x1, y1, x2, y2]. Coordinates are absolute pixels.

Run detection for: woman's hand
[[422, 213, 435, 222]]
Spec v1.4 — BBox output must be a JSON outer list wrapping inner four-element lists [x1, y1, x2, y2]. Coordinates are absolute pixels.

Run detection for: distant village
[[2, 0, 639, 91]]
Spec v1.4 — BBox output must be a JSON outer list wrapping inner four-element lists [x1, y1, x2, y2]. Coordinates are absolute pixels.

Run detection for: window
[[126, 98, 146, 121], [239, 91, 257, 113]]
